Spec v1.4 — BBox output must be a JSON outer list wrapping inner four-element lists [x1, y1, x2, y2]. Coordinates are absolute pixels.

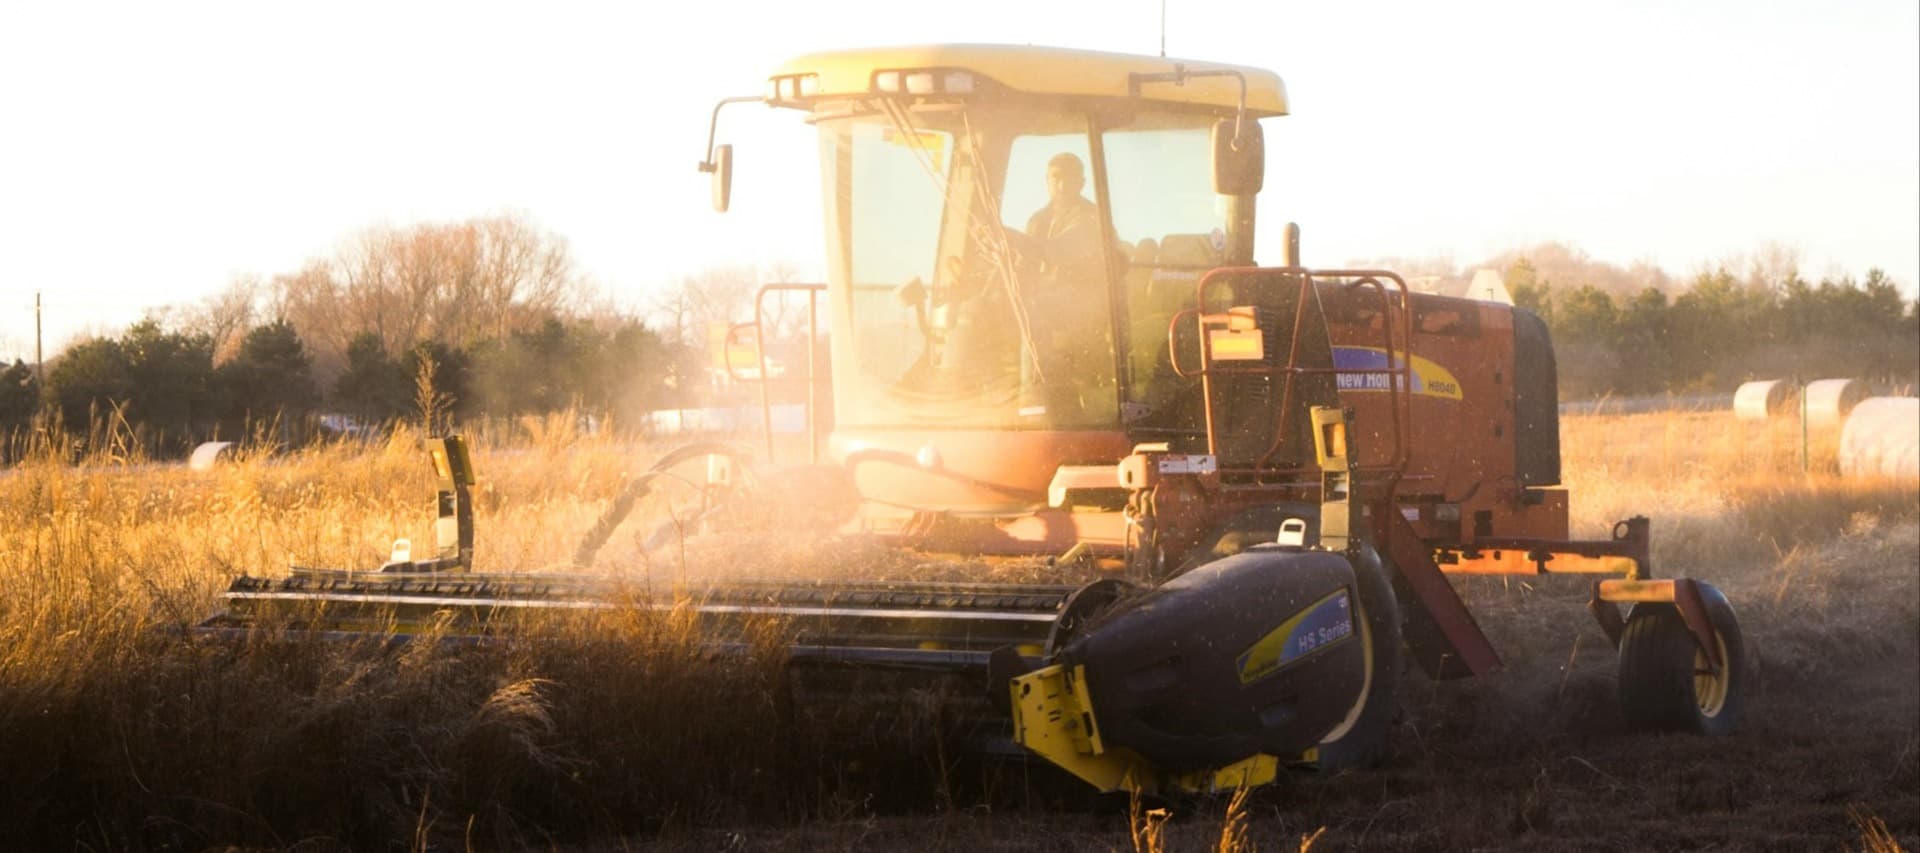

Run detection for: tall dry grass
[[0, 415, 941, 849], [0, 407, 1914, 849], [1365, 409, 1920, 849], [1562, 410, 1914, 563], [1550, 411, 1917, 687]]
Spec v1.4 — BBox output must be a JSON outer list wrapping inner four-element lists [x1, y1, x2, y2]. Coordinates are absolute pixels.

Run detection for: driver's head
[[1045, 152, 1086, 207]]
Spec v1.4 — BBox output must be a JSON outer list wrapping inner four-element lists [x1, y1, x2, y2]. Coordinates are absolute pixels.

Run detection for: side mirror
[[1211, 119, 1263, 196], [708, 144, 734, 213]]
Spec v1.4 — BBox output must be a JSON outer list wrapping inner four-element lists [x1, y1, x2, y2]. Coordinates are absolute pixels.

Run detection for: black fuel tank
[[1062, 548, 1364, 771]]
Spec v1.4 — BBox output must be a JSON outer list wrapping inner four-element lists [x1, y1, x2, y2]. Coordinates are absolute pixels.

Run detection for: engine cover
[[1062, 548, 1365, 771]]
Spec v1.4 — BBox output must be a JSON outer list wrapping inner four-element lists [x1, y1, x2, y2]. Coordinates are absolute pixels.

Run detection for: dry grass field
[[0, 410, 1913, 851]]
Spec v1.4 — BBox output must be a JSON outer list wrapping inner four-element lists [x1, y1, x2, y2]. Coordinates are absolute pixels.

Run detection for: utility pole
[[35, 291, 44, 387]]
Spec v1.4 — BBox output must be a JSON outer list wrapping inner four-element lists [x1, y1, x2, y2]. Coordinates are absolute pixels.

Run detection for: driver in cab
[[1024, 152, 1104, 280], [1019, 151, 1114, 419]]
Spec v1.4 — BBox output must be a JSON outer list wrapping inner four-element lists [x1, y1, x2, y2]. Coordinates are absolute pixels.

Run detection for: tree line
[[0, 310, 699, 460], [1507, 256, 1919, 397], [6, 225, 1915, 458], [0, 215, 779, 459]]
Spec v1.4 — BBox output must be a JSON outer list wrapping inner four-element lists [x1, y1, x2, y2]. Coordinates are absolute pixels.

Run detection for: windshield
[[1101, 114, 1232, 432], [820, 100, 1117, 430], [817, 98, 1233, 433]]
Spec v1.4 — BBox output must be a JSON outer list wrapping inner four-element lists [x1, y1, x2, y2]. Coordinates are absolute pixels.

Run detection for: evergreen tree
[[47, 336, 133, 435], [0, 359, 39, 435], [1507, 257, 1552, 323], [219, 319, 318, 432], [120, 320, 218, 447], [332, 333, 413, 422], [1613, 288, 1674, 393]]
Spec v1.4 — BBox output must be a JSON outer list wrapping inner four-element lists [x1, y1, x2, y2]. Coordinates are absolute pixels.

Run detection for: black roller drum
[[1061, 548, 1365, 771]]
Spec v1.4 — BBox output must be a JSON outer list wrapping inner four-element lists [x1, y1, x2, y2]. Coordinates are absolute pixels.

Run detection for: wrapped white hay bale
[[1733, 380, 1792, 420], [188, 441, 234, 472], [1838, 398, 1919, 480], [1802, 378, 1871, 431]]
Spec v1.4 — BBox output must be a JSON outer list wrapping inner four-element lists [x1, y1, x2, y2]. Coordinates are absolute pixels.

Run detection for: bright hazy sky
[[2, 1, 1915, 362]]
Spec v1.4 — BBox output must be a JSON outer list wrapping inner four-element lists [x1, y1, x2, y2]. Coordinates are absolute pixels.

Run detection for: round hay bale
[[1838, 397, 1919, 480], [188, 441, 235, 472], [1803, 378, 1871, 431], [1733, 380, 1792, 420]]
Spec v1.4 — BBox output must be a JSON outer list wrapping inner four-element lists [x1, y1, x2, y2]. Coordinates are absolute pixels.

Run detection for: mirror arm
[[1128, 66, 1249, 148], [699, 95, 765, 173]]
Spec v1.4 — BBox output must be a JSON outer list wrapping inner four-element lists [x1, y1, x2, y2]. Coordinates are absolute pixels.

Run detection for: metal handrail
[[1170, 267, 1414, 484], [722, 282, 828, 464], [1291, 271, 1413, 483]]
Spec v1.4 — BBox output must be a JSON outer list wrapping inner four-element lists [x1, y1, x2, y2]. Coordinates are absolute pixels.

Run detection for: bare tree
[[1484, 242, 1672, 300], [753, 260, 822, 342], [193, 275, 264, 364], [1739, 241, 1804, 293], [271, 259, 351, 378], [653, 265, 760, 348], [273, 213, 582, 379], [650, 262, 823, 345]]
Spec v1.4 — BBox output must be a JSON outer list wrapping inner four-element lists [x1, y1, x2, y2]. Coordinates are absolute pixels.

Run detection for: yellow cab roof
[[770, 44, 1288, 116]]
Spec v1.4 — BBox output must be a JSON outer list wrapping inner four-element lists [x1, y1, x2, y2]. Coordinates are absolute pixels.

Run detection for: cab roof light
[[870, 68, 977, 96], [764, 73, 821, 104]]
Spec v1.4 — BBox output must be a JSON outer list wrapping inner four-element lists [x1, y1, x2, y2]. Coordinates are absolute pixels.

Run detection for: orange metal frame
[[724, 282, 828, 464], [724, 268, 1724, 677]]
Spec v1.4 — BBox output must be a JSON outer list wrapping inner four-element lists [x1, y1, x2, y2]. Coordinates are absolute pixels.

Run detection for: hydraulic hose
[[571, 442, 755, 568]]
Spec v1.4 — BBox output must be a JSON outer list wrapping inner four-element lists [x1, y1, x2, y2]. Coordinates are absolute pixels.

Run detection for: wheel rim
[[1692, 633, 1731, 717]]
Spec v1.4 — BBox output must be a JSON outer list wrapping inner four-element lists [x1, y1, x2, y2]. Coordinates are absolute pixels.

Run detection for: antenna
[[1160, 0, 1167, 57]]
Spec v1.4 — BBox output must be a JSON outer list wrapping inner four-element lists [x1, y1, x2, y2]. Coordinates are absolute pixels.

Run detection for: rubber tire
[[1314, 546, 1404, 771], [1618, 584, 1746, 736]]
